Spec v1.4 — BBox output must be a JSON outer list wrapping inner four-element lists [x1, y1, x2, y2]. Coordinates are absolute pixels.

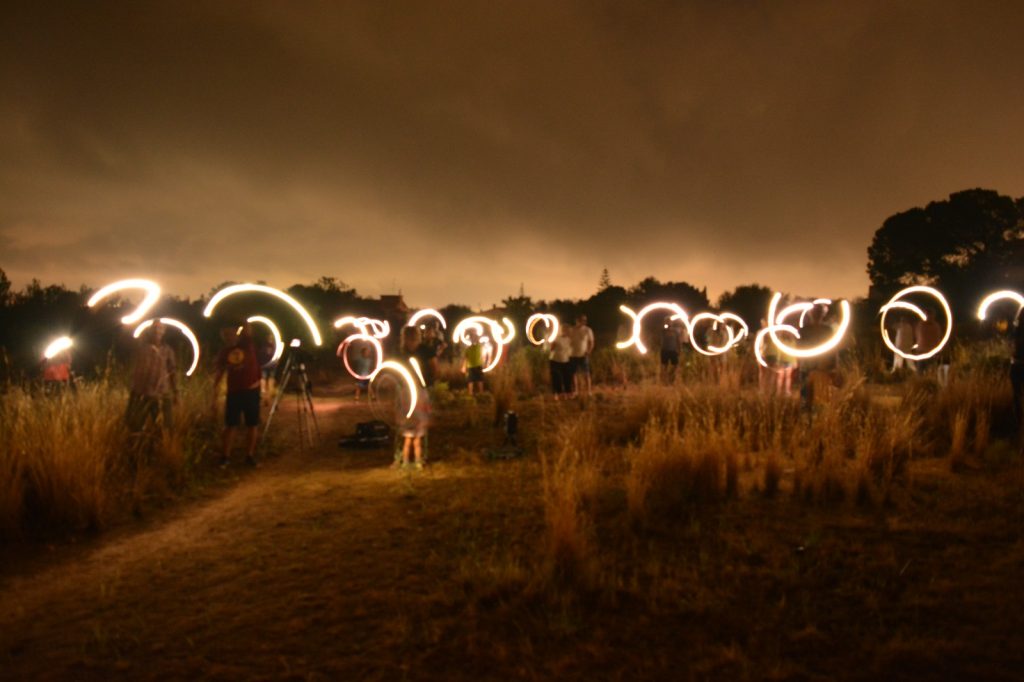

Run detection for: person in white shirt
[[569, 314, 595, 396]]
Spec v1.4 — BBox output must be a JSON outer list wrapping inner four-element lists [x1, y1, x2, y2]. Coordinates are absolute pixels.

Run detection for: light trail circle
[[525, 313, 559, 345], [616, 302, 690, 354], [407, 309, 447, 330], [337, 333, 383, 381], [688, 313, 737, 356], [132, 317, 202, 376], [879, 285, 952, 361], [246, 315, 284, 366], [977, 290, 1024, 320], [767, 293, 850, 359], [87, 279, 162, 325], [204, 284, 322, 346]]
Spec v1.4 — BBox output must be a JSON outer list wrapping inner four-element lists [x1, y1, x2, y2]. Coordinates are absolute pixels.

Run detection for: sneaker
[[414, 461, 424, 471]]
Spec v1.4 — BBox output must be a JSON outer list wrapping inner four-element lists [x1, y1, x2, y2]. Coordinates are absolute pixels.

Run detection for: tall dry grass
[[0, 376, 215, 539]]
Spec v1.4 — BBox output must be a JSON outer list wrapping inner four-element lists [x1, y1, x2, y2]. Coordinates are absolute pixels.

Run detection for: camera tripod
[[261, 351, 320, 451]]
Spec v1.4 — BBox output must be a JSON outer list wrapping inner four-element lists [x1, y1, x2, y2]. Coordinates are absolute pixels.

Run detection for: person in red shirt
[[212, 322, 262, 467]]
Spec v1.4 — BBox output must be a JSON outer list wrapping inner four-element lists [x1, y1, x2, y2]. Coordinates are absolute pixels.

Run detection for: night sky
[[2, 1, 1023, 308]]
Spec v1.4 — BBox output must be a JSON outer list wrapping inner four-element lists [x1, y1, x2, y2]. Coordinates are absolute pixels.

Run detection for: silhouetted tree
[[598, 268, 612, 291], [867, 188, 1024, 316], [718, 283, 772, 330]]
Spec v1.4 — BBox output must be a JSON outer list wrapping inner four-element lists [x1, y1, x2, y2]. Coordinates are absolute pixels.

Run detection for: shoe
[[414, 461, 424, 470], [217, 456, 229, 469], [244, 455, 260, 468]]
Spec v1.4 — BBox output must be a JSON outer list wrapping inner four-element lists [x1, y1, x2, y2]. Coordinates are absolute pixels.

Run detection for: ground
[[1, 392, 1023, 681]]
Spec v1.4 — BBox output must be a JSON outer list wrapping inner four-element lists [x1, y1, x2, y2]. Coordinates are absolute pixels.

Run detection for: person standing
[[569, 314, 595, 396], [1011, 307, 1024, 436], [462, 329, 486, 396], [891, 313, 917, 373], [914, 308, 945, 383], [660, 317, 681, 383], [798, 306, 837, 409], [40, 346, 72, 394], [548, 326, 573, 400], [212, 322, 262, 467], [415, 323, 446, 387], [126, 320, 178, 435]]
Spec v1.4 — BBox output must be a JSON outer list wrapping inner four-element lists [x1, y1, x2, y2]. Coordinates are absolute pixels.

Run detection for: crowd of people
[[33, 302, 1024, 471]]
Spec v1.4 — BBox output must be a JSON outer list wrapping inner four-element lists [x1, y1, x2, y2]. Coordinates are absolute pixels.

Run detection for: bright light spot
[[87, 279, 162, 325], [407, 309, 447, 330], [246, 316, 284, 366], [289, 338, 301, 348], [370, 360, 419, 419], [526, 313, 559, 345], [767, 293, 850, 358], [43, 336, 72, 360], [617, 302, 690, 354], [879, 286, 952, 361], [977, 290, 1024, 320], [132, 318, 201, 376], [204, 284, 322, 346]]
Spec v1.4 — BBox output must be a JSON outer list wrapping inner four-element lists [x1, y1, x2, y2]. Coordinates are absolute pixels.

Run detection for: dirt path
[[3, 395, 1024, 680], [0, 398, 539, 680]]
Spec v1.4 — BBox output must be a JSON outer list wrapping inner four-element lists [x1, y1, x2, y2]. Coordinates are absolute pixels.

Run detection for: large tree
[[867, 189, 1024, 315]]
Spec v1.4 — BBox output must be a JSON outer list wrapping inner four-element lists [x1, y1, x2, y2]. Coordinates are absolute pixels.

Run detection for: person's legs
[[413, 436, 423, 466], [402, 436, 412, 465], [1010, 364, 1024, 433], [549, 361, 561, 399], [222, 426, 237, 462]]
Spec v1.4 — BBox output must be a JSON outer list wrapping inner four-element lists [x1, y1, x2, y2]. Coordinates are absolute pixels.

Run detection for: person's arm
[[586, 329, 595, 356]]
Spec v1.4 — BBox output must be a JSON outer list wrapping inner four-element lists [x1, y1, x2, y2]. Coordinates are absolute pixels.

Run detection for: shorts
[[225, 388, 261, 427], [660, 350, 679, 367], [467, 366, 484, 383], [570, 356, 590, 374]]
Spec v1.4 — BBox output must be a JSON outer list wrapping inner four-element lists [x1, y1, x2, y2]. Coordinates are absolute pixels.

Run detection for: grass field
[[1, 351, 1022, 679]]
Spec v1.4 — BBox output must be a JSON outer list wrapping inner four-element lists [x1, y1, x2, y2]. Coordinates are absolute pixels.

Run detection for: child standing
[[462, 329, 485, 395]]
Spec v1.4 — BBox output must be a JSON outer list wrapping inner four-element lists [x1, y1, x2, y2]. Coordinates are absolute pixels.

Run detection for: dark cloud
[[2, 1, 1023, 306]]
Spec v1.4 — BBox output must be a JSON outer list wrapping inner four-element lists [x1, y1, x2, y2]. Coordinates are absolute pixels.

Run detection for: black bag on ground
[[338, 420, 391, 448]]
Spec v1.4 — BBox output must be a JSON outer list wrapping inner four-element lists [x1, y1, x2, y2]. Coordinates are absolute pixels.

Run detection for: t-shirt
[[42, 354, 71, 382], [661, 327, 680, 353], [550, 336, 572, 363], [131, 343, 176, 397], [464, 343, 484, 369], [569, 325, 594, 357], [217, 335, 262, 393]]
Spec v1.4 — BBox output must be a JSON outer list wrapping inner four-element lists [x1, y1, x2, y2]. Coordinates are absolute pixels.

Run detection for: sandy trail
[[0, 399, 526, 680]]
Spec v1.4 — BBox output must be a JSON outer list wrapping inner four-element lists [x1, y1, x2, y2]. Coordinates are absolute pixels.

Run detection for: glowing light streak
[[452, 316, 509, 373], [204, 284, 322, 346], [333, 316, 390, 339], [718, 313, 749, 344], [370, 360, 419, 419], [525, 313, 559, 345], [879, 286, 952, 361], [688, 313, 737, 356], [43, 336, 73, 360], [753, 324, 801, 369], [246, 316, 284, 366], [337, 333, 383, 381], [767, 293, 851, 358], [616, 303, 690, 354], [409, 357, 427, 388], [132, 318, 201, 376], [407, 309, 447, 330], [977, 290, 1024, 320], [87, 279, 162, 325], [499, 317, 516, 344]]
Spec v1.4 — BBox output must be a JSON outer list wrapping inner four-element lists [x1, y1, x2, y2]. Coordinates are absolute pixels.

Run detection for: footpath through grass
[[1, 389, 1023, 680]]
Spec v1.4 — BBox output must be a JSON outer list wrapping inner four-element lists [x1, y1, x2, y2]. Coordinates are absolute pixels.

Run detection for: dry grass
[[0, 377, 215, 539]]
